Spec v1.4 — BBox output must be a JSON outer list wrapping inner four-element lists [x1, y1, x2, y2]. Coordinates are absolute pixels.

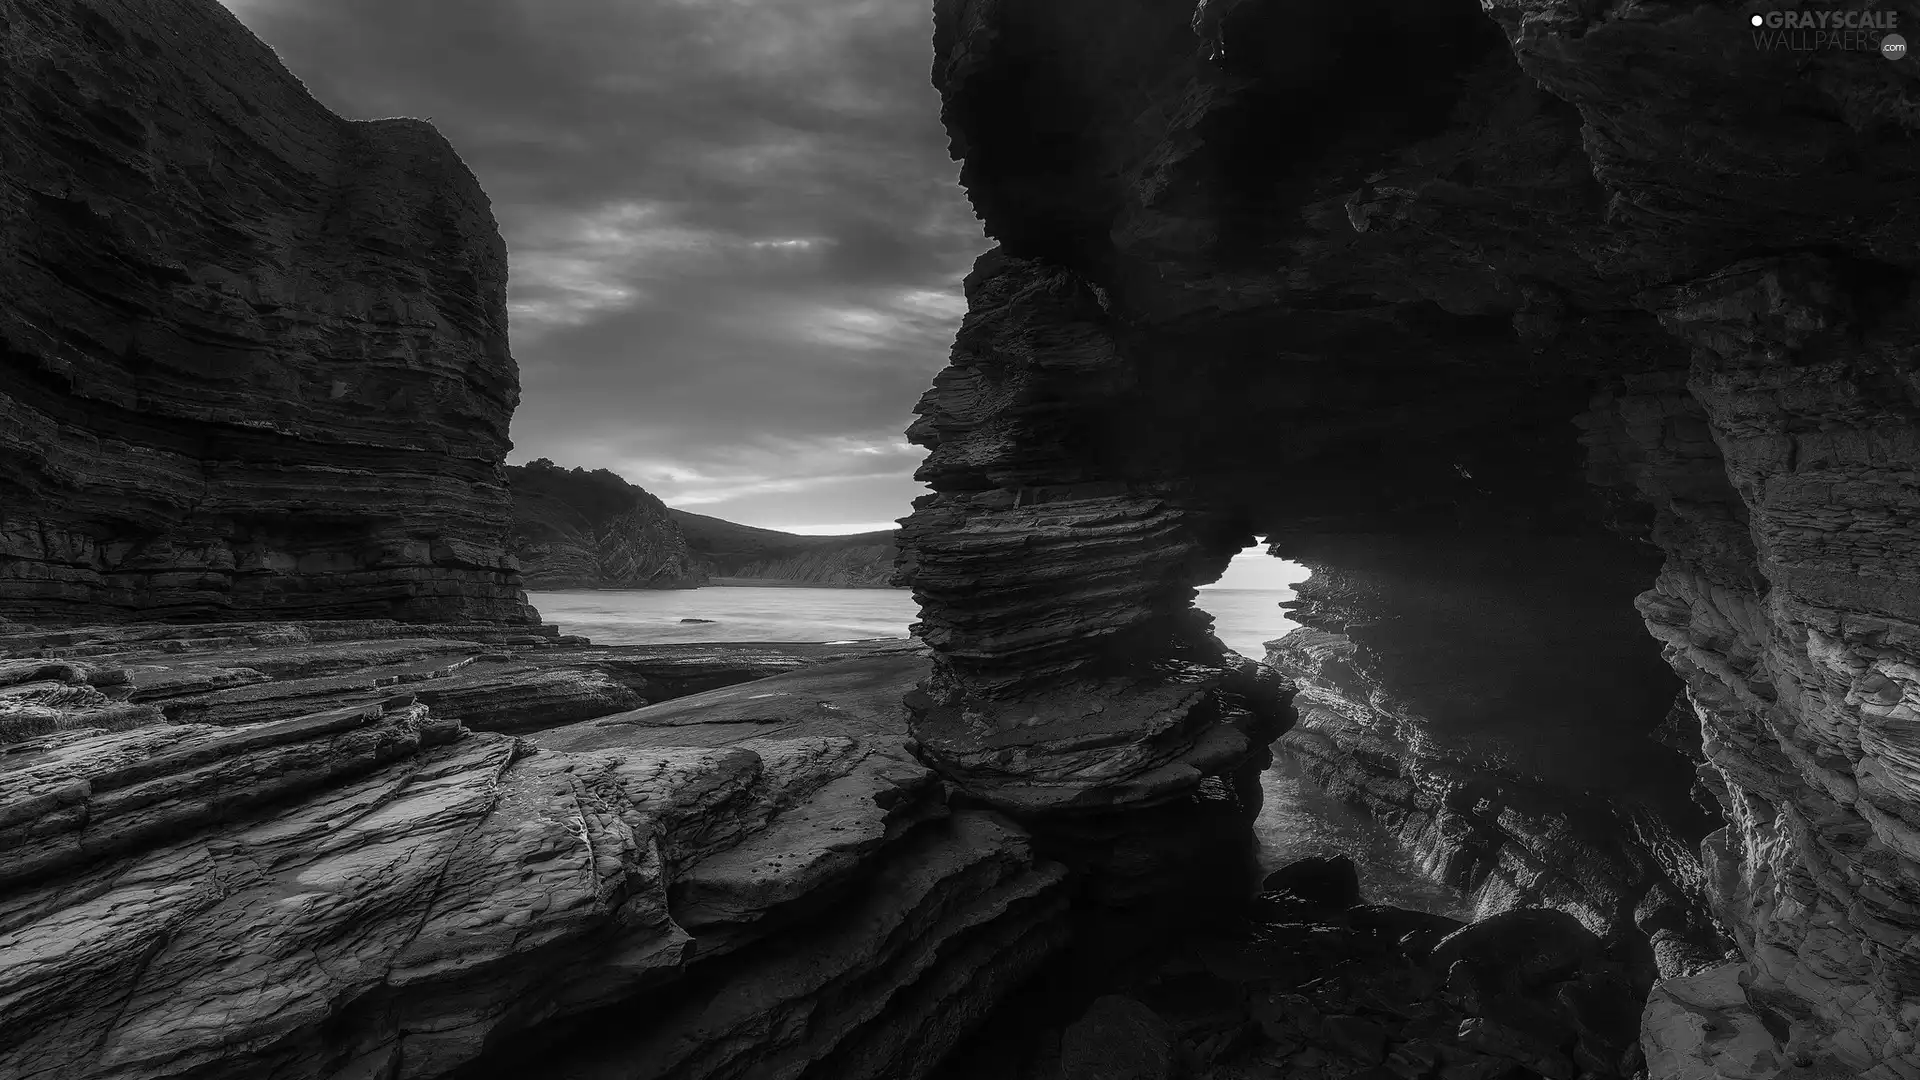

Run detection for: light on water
[[538, 550, 1462, 916], [1195, 542, 1312, 660], [529, 586, 919, 645], [1200, 543, 1470, 916], [1255, 751, 1473, 919]]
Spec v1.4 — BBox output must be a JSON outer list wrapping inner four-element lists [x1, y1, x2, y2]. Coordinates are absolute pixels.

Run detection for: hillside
[[668, 510, 900, 587], [505, 463, 901, 589], [506, 460, 707, 589]]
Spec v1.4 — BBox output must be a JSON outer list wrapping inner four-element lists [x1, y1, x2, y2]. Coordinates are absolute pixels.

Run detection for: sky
[[218, 0, 983, 534]]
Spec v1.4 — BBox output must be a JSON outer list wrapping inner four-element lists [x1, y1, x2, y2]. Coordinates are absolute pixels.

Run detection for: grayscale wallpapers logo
[[1749, 8, 1906, 56]]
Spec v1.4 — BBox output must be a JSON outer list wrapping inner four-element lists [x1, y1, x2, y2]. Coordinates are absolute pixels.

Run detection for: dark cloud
[[221, 0, 978, 531]]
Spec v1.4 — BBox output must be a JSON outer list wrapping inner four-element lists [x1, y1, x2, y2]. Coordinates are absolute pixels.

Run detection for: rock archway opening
[[1193, 538, 1311, 660]]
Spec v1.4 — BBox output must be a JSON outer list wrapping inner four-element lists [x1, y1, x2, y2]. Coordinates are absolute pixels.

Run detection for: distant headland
[[507, 458, 899, 589]]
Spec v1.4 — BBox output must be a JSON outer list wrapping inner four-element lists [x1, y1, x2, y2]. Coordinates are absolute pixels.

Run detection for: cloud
[[533, 431, 926, 525], [219, 0, 983, 531]]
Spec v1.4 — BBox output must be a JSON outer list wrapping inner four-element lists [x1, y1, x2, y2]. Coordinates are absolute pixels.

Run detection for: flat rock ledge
[[0, 619, 921, 741], [0, 624, 1064, 1080]]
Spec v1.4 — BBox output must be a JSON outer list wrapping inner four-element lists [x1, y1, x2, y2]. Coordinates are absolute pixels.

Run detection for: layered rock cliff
[[506, 460, 707, 589], [669, 510, 900, 586], [901, 0, 1920, 1075], [0, 0, 532, 624]]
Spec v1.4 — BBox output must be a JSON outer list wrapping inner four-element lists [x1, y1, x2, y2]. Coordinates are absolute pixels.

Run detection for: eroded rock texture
[[902, 0, 1920, 1075], [1268, 534, 1733, 984], [0, 628, 1060, 1080], [0, 0, 532, 623]]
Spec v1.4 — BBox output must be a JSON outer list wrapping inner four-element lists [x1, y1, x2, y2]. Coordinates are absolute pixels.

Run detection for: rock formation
[[1263, 536, 1735, 982], [16, 0, 1920, 1075], [943, 859, 1657, 1080], [0, 0, 533, 624], [506, 460, 707, 590], [670, 510, 900, 587], [0, 625, 1055, 1080], [899, 0, 1920, 1076]]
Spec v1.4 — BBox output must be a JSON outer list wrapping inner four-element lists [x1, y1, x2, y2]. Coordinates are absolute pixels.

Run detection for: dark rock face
[[0, 0, 533, 625], [938, 870, 1651, 1080], [506, 460, 707, 590], [670, 509, 900, 587], [901, 0, 1920, 1074], [1260, 854, 1361, 912], [1267, 534, 1733, 981]]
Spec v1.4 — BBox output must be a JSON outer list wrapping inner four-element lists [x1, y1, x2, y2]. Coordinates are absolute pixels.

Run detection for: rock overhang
[[901, 0, 1920, 1073]]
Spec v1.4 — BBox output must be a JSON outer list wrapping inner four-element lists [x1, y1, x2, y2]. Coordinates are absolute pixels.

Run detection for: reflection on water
[[1196, 571, 1474, 918], [1254, 748, 1473, 919], [528, 587, 918, 645]]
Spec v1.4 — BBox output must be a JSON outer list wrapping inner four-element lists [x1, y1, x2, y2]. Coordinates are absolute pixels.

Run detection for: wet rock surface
[[1262, 543, 1734, 982], [939, 856, 1655, 1080]]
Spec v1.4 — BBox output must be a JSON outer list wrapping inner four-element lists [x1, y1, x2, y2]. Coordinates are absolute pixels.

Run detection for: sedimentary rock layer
[[0, 0, 531, 623], [1256, 535, 1734, 982], [0, 617, 919, 738], [0, 628, 1057, 1080], [902, 0, 1920, 1075]]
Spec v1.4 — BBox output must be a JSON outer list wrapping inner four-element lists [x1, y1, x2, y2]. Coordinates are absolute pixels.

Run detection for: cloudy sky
[[220, 0, 981, 534]]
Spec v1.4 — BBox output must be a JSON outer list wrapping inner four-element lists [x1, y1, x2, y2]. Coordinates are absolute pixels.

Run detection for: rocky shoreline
[[0, 620, 1687, 1080], [0, 626, 1050, 1080], [9, 0, 1920, 1075]]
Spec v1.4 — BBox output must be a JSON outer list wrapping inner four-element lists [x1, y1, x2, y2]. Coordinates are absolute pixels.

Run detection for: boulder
[[1261, 854, 1362, 909]]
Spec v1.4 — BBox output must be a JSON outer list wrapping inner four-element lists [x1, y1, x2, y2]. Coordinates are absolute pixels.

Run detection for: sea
[[529, 578, 1470, 916], [529, 584, 1301, 659]]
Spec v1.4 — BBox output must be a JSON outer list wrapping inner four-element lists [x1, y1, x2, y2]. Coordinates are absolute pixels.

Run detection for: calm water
[[1197, 586, 1300, 661], [530, 583, 1306, 661], [529, 586, 920, 644], [531, 580, 1466, 916]]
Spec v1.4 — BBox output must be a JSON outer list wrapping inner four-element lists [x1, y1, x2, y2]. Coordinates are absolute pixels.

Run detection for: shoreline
[[525, 581, 907, 591], [704, 578, 904, 589]]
